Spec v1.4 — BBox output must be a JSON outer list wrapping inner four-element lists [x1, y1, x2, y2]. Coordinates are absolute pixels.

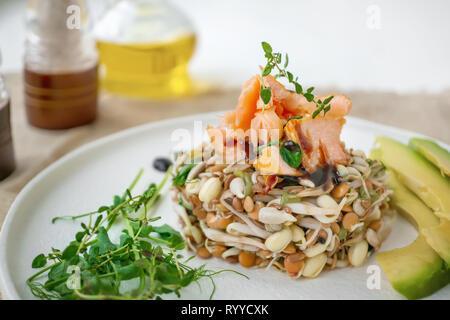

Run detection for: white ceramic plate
[[1, 112, 449, 300]]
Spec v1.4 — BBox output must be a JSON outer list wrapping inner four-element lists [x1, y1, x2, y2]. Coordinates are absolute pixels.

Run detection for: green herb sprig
[[260, 41, 333, 118], [27, 168, 246, 300]]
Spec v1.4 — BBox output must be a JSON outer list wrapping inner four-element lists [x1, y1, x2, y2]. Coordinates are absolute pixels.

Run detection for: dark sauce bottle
[[24, 66, 98, 129], [24, 0, 98, 129]]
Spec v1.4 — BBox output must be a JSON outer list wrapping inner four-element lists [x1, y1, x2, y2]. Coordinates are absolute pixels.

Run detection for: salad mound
[[172, 44, 393, 279]]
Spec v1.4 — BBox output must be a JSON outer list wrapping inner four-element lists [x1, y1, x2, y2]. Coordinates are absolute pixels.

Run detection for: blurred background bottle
[[0, 50, 15, 180], [24, 0, 98, 129], [94, 0, 196, 99]]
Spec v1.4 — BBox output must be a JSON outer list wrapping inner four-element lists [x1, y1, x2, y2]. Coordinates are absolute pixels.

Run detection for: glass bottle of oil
[[93, 0, 196, 99]]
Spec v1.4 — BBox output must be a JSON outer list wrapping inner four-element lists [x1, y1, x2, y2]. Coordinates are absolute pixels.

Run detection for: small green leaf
[[260, 87, 272, 104], [323, 95, 333, 105], [280, 142, 303, 168], [119, 233, 133, 247], [262, 65, 272, 77], [139, 240, 153, 252], [312, 109, 321, 119], [93, 215, 103, 229], [173, 164, 195, 186], [98, 206, 109, 213], [261, 41, 272, 54], [62, 244, 79, 260], [117, 264, 141, 281], [113, 195, 122, 207], [32, 254, 47, 269], [152, 225, 185, 250], [307, 86, 315, 93], [134, 258, 151, 269], [284, 53, 289, 68], [48, 261, 68, 281], [294, 82, 303, 94], [89, 227, 117, 255], [287, 71, 294, 82], [156, 262, 183, 285], [75, 231, 86, 242], [303, 93, 314, 102]]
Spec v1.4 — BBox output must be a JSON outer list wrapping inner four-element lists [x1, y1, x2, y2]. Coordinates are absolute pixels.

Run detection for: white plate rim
[[1, 111, 448, 300]]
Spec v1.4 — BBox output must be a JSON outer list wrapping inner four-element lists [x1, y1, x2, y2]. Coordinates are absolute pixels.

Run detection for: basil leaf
[[172, 164, 195, 186], [280, 142, 302, 168]]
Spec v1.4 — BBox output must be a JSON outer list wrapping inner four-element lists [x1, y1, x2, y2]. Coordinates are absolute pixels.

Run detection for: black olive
[[318, 237, 326, 244], [153, 157, 172, 172]]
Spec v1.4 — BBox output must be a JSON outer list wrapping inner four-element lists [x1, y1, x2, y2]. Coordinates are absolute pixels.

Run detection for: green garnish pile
[[27, 168, 239, 300]]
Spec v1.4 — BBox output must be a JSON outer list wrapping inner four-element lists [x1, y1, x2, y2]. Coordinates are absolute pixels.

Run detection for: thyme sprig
[[260, 41, 333, 118]]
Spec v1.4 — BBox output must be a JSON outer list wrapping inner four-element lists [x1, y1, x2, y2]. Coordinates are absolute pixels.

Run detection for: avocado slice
[[368, 153, 450, 299], [422, 220, 450, 265], [375, 137, 450, 213], [387, 171, 450, 264], [375, 172, 450, 299], [387, 171, 440, 229], [409, 138, 450, 177], [377, 235, 450, 300]]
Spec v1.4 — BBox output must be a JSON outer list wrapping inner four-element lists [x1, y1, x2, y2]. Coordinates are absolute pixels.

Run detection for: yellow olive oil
[[97, 34, 196, 99]]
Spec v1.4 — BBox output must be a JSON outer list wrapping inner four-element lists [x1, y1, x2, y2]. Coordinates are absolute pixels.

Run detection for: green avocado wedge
[[387, 171, 450, 265], [377, 235, 450, 300], [422, 220, 450, 265], [370, 151, 450, 299], [409, 137, 450, 177], [374, 137, 450, 213], [387, 171, 439, 229]]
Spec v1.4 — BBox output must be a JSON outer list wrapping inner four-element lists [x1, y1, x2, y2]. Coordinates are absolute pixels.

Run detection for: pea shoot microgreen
[[260, 41, 333, 118], [27, 168, 247, 300]]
